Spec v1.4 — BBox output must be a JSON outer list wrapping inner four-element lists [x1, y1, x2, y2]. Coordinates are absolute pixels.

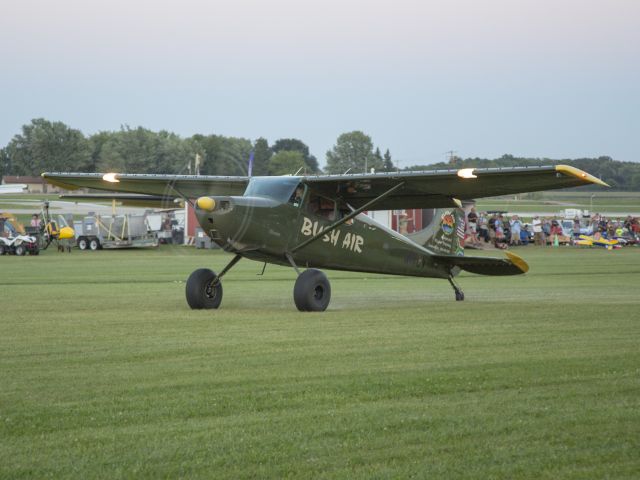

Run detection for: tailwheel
[[186, 268, 223, 309], [294, 269, 331, 312], [448, 276, 465, 302]]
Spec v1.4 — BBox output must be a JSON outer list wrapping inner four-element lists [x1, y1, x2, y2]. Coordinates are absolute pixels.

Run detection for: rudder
[[406, 208, 465, 256]]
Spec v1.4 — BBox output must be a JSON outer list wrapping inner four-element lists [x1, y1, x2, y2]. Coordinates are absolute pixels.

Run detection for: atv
[[0, 234, 39, 255]]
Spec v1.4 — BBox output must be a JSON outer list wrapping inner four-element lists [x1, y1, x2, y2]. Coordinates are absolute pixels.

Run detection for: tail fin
[[407, 208, 465, 256]]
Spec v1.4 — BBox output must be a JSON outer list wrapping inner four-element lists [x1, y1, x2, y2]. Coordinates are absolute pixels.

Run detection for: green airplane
[[43, 165, 607, 312]]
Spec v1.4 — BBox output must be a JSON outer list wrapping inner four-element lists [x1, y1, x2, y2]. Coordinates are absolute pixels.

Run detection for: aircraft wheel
[[455, 290, 465, 301], [294, 269, 331, 312], [186, 268, 223, 309], [89, 239, 100, 251], [0, 244, 5, 255], [78, 238, 87, 250], [15, 244, 26, 256]]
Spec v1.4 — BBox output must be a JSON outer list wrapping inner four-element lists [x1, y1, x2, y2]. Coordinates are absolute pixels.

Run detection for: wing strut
[[166, 183, 194, 208], [290, 181, 405, 253]]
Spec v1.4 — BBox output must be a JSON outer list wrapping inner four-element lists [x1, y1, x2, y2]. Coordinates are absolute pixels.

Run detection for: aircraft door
[[291, 191, 340, 263]]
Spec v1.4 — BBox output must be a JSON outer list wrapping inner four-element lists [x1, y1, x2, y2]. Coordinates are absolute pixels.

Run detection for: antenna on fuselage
[[293, 166, 304, 176]]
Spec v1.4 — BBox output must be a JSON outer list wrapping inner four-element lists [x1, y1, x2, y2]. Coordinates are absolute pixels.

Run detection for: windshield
[[243, 177, 300, 203]]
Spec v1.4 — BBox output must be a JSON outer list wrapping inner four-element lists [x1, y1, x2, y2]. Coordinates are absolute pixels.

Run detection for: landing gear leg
[[448, 276, 465, 301], [185, 254, 242, 310]]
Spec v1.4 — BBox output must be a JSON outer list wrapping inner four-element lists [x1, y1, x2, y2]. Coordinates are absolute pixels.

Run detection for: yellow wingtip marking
[[555, 165, 609, 187], [506, 251, 530, 273]]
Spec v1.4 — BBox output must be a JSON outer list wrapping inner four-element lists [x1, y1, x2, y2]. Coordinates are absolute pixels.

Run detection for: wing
[[302, 165, 607, 210], [41, 172, 249, 198]]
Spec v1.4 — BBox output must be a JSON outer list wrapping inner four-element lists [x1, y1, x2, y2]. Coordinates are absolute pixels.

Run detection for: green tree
[[88, 131, 111, 172], [325, 131, 382, 174], [382, 149, 394, 171], [267, 151, 306, 175], [93, 126, 200, 174], [272, 138, 319, 173], [191, 134, 252, 176], [252, 137, 272, 176], [4, 118, 91, 175], [374, 148, 383, 168], [96, 126, 158, 173], [0, 147, 8, 181], [153, 131, 200, 174]]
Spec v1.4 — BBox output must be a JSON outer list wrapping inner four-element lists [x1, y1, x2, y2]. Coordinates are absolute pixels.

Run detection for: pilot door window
[[306, 195, 337, 221], [288, 184, 306, 208]]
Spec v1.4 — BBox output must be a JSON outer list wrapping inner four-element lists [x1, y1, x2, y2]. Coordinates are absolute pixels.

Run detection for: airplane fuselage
[[194, 194, 455, 279]]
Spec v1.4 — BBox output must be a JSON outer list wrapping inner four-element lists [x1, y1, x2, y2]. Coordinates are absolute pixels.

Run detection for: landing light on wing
[[457, 168, 477, 179], [102, 173, 120, 183]]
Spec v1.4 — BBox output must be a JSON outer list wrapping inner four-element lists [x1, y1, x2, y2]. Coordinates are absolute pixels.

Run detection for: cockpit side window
[[305, 193, 337, 221], [288, 184, 306, 208]]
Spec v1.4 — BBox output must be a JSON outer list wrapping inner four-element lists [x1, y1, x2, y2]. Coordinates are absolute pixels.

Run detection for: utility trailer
[[74, 214, 158, 250]]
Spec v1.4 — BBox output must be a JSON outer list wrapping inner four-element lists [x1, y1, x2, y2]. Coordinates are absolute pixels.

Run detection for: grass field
[[1, 246, 639, 479], [475, 191, 640, 215]]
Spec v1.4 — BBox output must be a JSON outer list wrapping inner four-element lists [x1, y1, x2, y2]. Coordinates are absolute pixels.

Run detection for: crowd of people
[[464, 207, 640, 249]]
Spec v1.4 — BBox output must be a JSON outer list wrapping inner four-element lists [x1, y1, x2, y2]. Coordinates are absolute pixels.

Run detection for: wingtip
[[505, 251, 530, 273], [555, 165, 609, 187]]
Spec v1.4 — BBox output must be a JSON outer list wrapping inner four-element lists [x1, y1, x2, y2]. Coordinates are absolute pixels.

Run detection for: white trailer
[[75, 213, 158, 250]]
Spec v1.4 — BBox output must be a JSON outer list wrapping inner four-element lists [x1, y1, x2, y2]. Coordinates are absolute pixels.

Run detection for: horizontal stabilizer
[[433, 251, 529, 276]]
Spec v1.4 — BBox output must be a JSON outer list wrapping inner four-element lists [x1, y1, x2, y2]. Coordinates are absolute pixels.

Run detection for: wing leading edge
[[301, 165, 607, 210], [42, 165, 606, 209], [42, 172, 249, 198]]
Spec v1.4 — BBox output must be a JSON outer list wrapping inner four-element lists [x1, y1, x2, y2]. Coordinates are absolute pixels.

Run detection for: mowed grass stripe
[[1, 246, 639, 478]]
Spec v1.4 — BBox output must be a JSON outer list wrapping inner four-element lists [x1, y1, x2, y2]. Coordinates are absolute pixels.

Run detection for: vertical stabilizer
[[406, 208, 465, 256]]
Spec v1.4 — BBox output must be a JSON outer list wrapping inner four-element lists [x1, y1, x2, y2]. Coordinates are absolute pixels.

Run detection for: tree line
[[0, 119, 395, 180], [1, 119, 638, 190]]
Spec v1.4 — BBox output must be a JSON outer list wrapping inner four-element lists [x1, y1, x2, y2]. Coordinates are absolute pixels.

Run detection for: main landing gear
[[448, 276, 465, 301], [185, 254, 332, 312], [293, 269, 331, 312], [186, 254, 242, 309], [287, 253, 331, 312]]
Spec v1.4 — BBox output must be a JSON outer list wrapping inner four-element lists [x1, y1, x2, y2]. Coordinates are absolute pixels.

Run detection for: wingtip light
[[102, 173, 120, 183], [457, 168, 477, 179]]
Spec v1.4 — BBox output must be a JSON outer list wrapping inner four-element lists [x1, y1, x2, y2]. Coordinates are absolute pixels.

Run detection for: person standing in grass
[[542, 218, 551, 245], [510, 215, 522, 246], [532, 216, 544, 246]]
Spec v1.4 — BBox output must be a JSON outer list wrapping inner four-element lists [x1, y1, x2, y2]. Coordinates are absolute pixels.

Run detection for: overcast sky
[[1, 0, 638, 167]]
